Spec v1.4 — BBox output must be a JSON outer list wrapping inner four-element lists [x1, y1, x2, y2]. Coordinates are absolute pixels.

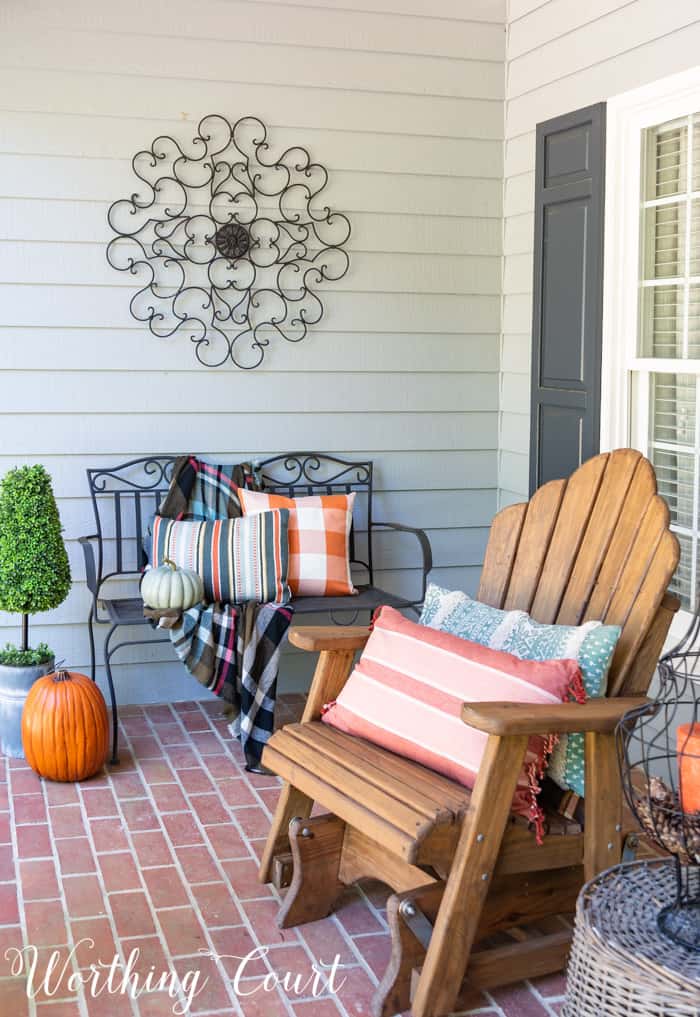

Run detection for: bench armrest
[[461, 697, 651, 736], [79, 534, 99, 595], [289, 626, 370, 653], [373, 521, 433, 602]]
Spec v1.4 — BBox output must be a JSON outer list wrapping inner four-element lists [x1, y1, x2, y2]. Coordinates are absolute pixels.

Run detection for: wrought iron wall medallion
[[106, 115, 351, 368]]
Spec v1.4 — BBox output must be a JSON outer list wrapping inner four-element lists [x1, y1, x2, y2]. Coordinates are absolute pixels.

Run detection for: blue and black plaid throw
[[160, 456, 293, 769]]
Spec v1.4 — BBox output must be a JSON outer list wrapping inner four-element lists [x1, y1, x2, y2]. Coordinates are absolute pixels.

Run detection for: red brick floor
[[0, 695, 568, 1016]]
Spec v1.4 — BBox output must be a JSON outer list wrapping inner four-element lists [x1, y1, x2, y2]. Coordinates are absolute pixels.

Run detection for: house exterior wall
[[0, 0, 505, 701], [500, 0, 700, 506]]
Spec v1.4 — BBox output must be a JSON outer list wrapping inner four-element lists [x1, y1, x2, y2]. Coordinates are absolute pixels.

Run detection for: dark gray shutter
[[529, 102, 606, 494]]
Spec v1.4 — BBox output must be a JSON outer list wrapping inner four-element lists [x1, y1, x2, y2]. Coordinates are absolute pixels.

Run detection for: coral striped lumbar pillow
[[238, 489, 357, 598], [419, 583, 621, 798], [322, 606, 585, 836], [150, 510, 291, 605]]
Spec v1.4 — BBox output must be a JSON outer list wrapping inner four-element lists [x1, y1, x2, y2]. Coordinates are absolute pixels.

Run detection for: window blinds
[[642, 116, 700, 607]]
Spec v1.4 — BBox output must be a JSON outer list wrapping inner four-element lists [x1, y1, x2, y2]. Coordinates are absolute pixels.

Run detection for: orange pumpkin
[[22, 669, 109, 781]]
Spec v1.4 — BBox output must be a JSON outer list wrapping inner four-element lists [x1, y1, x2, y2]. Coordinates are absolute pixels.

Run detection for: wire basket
[[617, 610, 700, 951]]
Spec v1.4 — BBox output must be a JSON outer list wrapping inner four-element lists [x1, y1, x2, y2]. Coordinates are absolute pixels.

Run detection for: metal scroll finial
[[106, 115, 351, 369]]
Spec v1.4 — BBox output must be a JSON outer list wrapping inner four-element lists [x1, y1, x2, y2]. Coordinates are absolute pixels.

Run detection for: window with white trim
[[638, 113, 700, 608], [603, 71, 700, 621]]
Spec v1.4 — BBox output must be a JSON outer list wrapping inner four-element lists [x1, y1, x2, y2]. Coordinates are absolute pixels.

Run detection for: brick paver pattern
[[0, 695, 568, 1016]]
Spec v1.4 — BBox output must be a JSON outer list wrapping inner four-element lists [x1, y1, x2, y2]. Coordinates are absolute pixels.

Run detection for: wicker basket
[[563, 860, 700, 1016]]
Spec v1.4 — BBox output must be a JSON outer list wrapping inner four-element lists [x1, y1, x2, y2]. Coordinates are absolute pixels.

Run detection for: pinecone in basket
[[635, 776, 700, 865]]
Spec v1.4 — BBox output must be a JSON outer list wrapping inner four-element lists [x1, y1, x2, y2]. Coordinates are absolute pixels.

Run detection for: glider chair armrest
[[373, 521, 433, 602], [461, 697, 651, 736], [79, 534, 100, 596], [289, 626, 370, 653], [288, 627, 370, 723]]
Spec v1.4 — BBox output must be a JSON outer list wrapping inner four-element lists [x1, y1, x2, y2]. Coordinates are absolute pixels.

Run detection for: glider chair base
[[261, 710, 630, 1017]]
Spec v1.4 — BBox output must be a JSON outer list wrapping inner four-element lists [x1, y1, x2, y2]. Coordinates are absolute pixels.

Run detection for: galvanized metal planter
[[0, 659, 54, 758]]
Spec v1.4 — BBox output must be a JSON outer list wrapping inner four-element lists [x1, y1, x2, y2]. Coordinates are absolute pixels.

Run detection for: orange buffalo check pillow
[[238, 489, 357, 598]]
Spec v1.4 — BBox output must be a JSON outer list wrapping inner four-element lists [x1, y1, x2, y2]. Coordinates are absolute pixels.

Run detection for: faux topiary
[[0, 465, 71, 655]]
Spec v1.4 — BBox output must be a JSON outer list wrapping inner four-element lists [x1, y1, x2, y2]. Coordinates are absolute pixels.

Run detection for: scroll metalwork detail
[[89, 457, 177, 493], [106, 115, 351, 369], [257, 453, 371, 490]]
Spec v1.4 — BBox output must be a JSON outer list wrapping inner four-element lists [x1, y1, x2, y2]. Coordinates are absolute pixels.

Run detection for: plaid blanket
[[159, 454, 257, 520], [160, 456, 293, 769]]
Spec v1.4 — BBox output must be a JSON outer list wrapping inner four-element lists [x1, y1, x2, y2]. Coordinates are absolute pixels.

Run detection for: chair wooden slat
[[503, 479, 566, 613], [290, 730, 448, 822], [600, 494, 669, 627], [294, 723, 468, 819], [583, 456, 658, 624], [477, 503, 527, 608], [263, 744, 416, 860], [618, 593, 678, 696], [270, 727, 441, 841], [317, 726, 470, 814], [284, 724, 466, 824], [607, 530, 680, 695], [529, 453, 608, 623], [555, 449, 642, 625]]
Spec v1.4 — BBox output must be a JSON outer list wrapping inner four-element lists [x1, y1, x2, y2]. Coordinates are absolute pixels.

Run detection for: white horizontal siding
[[499, 0, 700, 505], [232, 1, 505, 22], [0, 372, 499, 415], [0, 0, 505, 702], [0, 156, 503, 216], [1, 2, 505, 61], [1, 202, 502, 257], [507, 1, 700, 102], [1, 26, 505, 101], [0, 67, 501, 140], [0, 413, 497, 457], [1, 287, 499, 334], [0, 243, 502, 295], [0, 332, 499, 373], [0, 113, 504, 177]]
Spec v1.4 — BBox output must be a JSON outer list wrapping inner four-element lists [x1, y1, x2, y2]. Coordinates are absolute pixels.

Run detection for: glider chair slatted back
[[478, 448, 681, 697]]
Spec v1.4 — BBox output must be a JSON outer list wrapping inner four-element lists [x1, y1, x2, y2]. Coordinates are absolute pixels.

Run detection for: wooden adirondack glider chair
[[258, 449, 681, 1017]]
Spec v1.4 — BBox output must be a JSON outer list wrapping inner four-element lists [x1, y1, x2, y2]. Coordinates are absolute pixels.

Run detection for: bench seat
[[104, 584, 414, 627], [286, 585, 415, 615]]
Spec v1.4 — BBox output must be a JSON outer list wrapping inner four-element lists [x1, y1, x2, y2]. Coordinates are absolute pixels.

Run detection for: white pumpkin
[[141, 558, 203, 611]]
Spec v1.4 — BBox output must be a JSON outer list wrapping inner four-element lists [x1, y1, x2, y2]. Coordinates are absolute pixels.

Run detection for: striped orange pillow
[[322, 606, 584, 837], [239, 489, 356, 598]]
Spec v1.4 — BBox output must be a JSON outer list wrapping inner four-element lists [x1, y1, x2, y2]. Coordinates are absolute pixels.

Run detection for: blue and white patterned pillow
[[420, 584, 621, 797]]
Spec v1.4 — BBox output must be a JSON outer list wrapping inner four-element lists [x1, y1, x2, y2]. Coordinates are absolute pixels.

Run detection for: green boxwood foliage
[[0, 643, 53, 667], [0, 465, 71, 651]]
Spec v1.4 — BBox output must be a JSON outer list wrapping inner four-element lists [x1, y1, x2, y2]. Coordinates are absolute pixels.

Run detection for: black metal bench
[[80, 453, 432, 764]]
